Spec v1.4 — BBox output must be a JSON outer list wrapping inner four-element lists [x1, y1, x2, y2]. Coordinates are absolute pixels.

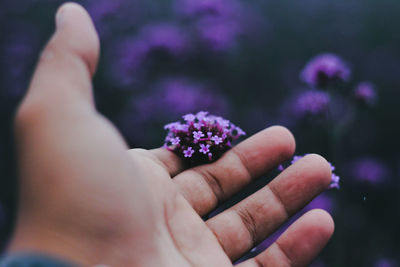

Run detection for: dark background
[[1, 0, 400, 266]]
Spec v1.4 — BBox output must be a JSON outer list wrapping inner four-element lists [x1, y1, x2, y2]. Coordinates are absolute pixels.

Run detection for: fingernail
[[56, 3, 71, 29], [55, 5, 68, 29]]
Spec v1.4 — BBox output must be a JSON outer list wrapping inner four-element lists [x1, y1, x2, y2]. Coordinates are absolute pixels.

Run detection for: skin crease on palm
[[7, 3, 335, 267]]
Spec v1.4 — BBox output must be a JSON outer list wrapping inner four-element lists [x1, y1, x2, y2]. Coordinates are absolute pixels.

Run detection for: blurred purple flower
[[353, 82, 377, 106], [84, 0, 147, 39], [374, 258, 398, 267], [196, 16, 242, 51], [300, 53, 351, 87], [140, 23, 190, 55], [109, 39, 149, 86], [175, 0, 249, 52], [109, 23, 189, 86], [118, 77, 230, 147], [85, 0, 123, 36], [350, 157, 391, 186], [293, 90, 331, 118], [175, 0, 243, 17], [175, 0, 228, 16]]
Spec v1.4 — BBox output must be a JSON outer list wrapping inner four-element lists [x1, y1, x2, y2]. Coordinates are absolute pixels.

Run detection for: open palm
[[9, 3, 334, 267]]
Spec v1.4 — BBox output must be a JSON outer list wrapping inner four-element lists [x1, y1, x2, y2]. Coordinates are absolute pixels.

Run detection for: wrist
[[7, 218, 94, 266]]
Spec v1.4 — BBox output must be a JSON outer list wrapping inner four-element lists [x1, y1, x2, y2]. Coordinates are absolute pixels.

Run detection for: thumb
[[23, 2, 100, 110]]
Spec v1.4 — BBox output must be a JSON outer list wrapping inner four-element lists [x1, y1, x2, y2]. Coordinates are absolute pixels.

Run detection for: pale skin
[[8, 3, 334, 267]]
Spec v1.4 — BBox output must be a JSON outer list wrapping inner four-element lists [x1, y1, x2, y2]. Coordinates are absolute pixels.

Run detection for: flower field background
[[1, 0, 400, 266]]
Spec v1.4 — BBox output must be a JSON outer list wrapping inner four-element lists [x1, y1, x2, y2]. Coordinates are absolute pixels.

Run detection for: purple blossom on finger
[[164, 111, 245, 165], [300, 53, 351, 87], [199, 144, 210, 154], [353, 82, 377, 106], [211, 135, 223, 145], [184, 147, 195, 158], [171, 137, 181, 146], [193, 131, 205, 140], [279, 154, 340, 190], [330, 174, 340, 189]]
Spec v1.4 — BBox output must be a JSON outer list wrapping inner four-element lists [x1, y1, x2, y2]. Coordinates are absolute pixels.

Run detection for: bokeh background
[[1, 0, 400, 266]]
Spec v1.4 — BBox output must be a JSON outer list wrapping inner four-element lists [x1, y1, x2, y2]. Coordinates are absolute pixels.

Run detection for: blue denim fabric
[[0, 253, 80, 267]]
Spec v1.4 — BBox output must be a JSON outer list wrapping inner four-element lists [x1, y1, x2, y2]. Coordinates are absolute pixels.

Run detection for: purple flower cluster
[[353, 82, 377, 106], [293, 90, 331, 118], [279, 154, 340, 189], [164, 111, 245, 165], [300, 53, 351, 87]]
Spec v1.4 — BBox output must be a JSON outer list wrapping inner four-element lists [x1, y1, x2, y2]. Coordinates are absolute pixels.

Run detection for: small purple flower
[[164, 111, 245, 165], [193, 131, 205, 140], [199, 144, 210, 154], [300, 53, 351, 87], [350, 157, 390, 186], [184, 147, 195, 158], [294, 90, 331, 118], [353, 82, 377, 106], [171, 137, 181, 145], [211, 135, 223, 145], [183, 114, 196, 122], [330, 174, 340, 189], [279, 154, 340, 189]]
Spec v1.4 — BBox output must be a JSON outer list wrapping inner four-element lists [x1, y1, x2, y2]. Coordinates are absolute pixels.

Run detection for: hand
[[8, 3, 334, 267]]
